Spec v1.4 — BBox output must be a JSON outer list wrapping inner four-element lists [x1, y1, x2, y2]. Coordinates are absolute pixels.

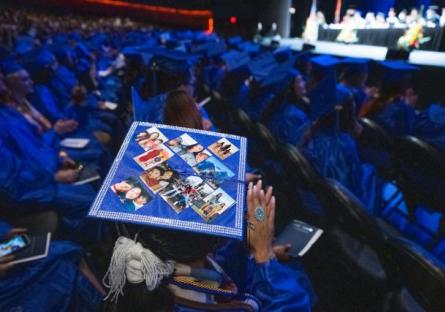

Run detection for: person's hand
[[0, 255, 15, 277], [54, 169, 80, 183], [98, 101, 108, 110], [202, 118, 213, 131], [246, 173, 262, 184], [5, 228, 27, 239], [247, 180, 276, 263], [273, 244, 292, 262], [54, 119, 79, 135]]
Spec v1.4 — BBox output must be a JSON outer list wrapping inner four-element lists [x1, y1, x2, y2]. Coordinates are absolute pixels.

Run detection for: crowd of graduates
[[0, 5, 444, 312]]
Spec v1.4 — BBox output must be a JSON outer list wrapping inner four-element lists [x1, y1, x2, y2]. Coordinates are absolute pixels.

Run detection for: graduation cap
[[308, 71, 341, 121], [15, 35, 34, 55], [227, 36, 243, 47], [237, 42, 261, 56], [273, 46, 294, 63], [377, 60, 419, 86], [206, 41, 227, 58], [152, 49, 197, 75], [340, 57, 369, 75], [429, 104, 445, 125], [0, 58, 24, 76], [220, 50, 250, 73], [310, 55, 341, 72], [122, 46, 153, 65], [248, 52, 278, 81]]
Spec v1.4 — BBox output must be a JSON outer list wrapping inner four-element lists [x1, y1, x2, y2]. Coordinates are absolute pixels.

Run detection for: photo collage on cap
[[110, 126, 239, 222]]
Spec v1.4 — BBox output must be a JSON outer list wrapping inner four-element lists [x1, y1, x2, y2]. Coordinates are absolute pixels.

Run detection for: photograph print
[[208, 138, 239, 160], [140, 162, 178, 193], [193, 156, 235, 189], [110, 177, 152, 212], [133, 144, 174, 170], [135, 127, 168, 151], [167, 133, 211, 167], [191, 188, 235, 222]]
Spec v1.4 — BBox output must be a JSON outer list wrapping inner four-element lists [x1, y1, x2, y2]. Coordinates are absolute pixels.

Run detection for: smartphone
[[0, 235, 30, 257]]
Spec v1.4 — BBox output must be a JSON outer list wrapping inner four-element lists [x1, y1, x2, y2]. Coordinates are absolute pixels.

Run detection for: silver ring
[[254, 206, 265, 222]]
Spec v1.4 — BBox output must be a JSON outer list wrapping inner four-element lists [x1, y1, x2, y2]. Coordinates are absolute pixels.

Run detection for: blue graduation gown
[[0, 226, 102, 312], [374, 99, 416, 136], [267, 103, 309, 145], [413, 104, 445, 153], [305, 129, 378, 211]]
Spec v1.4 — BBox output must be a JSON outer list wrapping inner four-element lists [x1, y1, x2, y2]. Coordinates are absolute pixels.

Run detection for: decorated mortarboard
[[248, 52, 278, 81], [221, 50, 250, 73], [88, 121, 247, 239], [308, 71, 339, 121]]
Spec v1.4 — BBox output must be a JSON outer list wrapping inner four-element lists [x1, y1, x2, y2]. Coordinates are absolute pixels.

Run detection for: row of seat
[[203, 87, 445, 311]]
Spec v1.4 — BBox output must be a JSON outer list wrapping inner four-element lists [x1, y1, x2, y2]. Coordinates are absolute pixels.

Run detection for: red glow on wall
[[83, 0, 212, 17], [229, 16, 237, 24]]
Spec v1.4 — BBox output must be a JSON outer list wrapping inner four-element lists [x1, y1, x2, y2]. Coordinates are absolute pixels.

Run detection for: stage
[[277, 37, 445, 68]]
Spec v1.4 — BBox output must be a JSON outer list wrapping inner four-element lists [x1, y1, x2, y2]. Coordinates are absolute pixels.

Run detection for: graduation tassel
[[103, 236, 175, 303]]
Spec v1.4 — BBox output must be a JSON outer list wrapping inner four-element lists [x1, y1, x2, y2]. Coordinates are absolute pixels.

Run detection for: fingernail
[[248, 182, 253, 189]]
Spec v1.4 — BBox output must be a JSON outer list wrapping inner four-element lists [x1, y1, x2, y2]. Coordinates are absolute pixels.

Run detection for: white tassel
[[103, 236, 175, 303]]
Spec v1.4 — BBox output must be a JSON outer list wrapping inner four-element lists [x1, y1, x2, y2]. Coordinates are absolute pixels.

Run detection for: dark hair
[[163, 90, 203, 130], [104, 226, 221, 312]]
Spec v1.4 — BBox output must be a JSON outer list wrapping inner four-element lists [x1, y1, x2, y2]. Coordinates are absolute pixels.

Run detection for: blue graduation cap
[[377, 60, 419, 86], [340, 57, 369, 74], [273, 46, 294, 63], [429, 104, 445, 125], [238, 42, 261, 56], [152, 49, 197, 75], [0, 58, 24, 76], [227, 36, 243, 47], [122, 46, 153, 65], [15, 35, 34, 55], [221, 50, 250, 73], [248, 53, 278, 81], [206, 41, 227, 58], [310, 55, 340, 72], [88, 121, 247, 239], [308, 71, 340, 121]]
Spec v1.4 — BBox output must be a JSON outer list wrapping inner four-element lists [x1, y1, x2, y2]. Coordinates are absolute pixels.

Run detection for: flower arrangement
[[398, 22, 431, 51]]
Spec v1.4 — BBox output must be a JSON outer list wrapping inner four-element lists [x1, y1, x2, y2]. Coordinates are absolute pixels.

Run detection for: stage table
[[318, 26, 445, 52]]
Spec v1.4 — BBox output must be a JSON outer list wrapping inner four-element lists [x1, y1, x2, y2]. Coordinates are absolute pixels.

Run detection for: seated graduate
[[303, 72, 379, 212], [413, 99, 445, 153], [359, 61, 418, 136], [338, 57, 370, 113], [164, 90, 261, 184], [260, 68, 309, 146], [102, 180, 313, 312], [0, 61, 110, 171], [0, 219, 105, 311]]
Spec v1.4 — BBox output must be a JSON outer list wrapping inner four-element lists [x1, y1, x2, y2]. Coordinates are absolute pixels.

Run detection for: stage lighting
[[289, 7, 296, 14], [229, 16, 237, 24]]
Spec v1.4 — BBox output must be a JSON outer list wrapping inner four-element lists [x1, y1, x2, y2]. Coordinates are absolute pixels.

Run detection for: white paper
[[60, 138, 90, 149]]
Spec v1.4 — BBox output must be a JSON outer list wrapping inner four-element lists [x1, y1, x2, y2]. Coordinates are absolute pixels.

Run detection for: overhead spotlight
[[289, 7, 296, 14]]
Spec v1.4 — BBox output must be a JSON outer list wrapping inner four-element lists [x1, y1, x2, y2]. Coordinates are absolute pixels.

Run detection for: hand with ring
[[247, 180, 276, 263]]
